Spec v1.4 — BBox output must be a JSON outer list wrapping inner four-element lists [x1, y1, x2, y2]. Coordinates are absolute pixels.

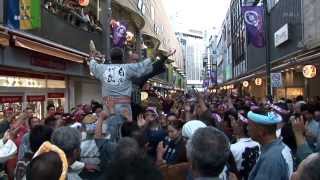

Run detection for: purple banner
[[242, 6, 265, 48], [210, 70, 217, 86]]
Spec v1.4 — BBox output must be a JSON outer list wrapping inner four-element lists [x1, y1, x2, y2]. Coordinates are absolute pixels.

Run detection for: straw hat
[[82, 114, 97, 124]]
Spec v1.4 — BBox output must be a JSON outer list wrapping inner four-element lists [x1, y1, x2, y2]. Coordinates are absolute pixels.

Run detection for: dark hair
[[91, 102, 103, 113], [104, 138, 163, 180], [28, 117, 39, 128], [296, 95, 304, 102], [44, 116, 57, 128], [300, 153, 320, 180], [166, 112, 177, 118], [168, 120, 184, 130], [110, 47, 124, 63], [30, 125, 53, 153], [26, 152, 62, 180], [47, 104, 55, 111]]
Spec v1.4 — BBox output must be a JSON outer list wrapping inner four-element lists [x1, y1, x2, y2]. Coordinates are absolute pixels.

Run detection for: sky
[[162, 0, 231, 34]]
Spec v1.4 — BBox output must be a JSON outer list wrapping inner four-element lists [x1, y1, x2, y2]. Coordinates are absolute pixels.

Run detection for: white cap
[[182, 120, 207, 139]]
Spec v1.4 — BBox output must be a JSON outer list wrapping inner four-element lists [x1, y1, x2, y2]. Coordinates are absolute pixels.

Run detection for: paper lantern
[[243, 81, 249, 87], [79, 0, 89, 6], [255, 78, 262, 86], [141, 92, 149, 101], [303, 65, 317, 79]]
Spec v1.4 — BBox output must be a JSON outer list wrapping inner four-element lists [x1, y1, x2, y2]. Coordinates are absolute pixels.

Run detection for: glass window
[[47, 80, 66, 89]]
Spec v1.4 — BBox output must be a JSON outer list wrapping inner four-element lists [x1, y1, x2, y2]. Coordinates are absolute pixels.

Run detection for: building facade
[[0, 0, 184, 118], [215, 0, 320, 100], [176, 29, 205, 90]]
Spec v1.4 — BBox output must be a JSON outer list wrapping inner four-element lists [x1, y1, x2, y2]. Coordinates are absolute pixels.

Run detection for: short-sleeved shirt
[[248, 139, 293, 180], [230, 138, 260, 179]]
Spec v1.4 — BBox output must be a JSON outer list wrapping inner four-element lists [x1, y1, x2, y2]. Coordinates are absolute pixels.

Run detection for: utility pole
[[104, 0, 112, 62], [263, 0, 272, 98]]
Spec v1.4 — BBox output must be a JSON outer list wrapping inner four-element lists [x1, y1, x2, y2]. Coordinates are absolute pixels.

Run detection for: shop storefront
[[0, 71, 67, 119]]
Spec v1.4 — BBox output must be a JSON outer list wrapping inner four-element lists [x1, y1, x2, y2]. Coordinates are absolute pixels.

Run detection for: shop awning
[[27, 95, 45, 102], [0, 30, 9, 47], [13, 36, 85, 63], [0, 96, 23, 103]]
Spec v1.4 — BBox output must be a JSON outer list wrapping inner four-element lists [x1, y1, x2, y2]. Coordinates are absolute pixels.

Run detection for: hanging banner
[[7, 0, 41, 30], [242, 6, 265, 48], [271, 73, 283, 88]]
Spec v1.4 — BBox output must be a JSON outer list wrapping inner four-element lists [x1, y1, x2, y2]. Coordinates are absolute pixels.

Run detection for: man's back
[[89, 59, 153, 97], [248, 139, 293, 180]]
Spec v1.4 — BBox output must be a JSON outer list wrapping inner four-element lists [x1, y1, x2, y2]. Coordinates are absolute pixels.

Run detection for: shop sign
[[0, 96, 23, 103], [31, 56, 66, 70], [303, 65, 317, 79], [274, 24, 289, 47], [271, 73, 283, 88], [48, 93, 64, 98], [27, 95, 45, 102]]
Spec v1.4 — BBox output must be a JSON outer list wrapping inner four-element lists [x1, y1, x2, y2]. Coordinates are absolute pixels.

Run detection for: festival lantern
[[243, 81, 249, 87], [255, 78, 262, 86], [141, 92, 149, 101], [79, 0, 89, 6], [303, 65, 317, 79]]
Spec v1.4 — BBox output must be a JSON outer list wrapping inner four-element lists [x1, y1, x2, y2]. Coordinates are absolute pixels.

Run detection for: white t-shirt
[[231, 138, 260, 177]]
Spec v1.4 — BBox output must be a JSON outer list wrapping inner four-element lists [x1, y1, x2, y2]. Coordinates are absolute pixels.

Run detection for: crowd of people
[[0, 91, 319, 180], [0, 46, 318, 180]]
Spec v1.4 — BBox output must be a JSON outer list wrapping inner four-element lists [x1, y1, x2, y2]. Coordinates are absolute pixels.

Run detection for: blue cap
[[247, 111, 282, 125]]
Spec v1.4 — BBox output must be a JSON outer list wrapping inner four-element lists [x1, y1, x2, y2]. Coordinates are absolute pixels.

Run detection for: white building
[[176, 29, 205, 90]]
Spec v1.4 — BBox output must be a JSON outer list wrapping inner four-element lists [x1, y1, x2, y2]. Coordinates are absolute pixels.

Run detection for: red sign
[[0, 96, 23, 103], [48, 93, 64, 99], [27, 95, 45, 102]]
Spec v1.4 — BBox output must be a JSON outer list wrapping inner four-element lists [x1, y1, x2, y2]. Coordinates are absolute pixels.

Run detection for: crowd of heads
[[0, 92, 319, 180]]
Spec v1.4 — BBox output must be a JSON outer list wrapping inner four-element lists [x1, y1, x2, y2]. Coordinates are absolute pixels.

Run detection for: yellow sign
[[303, 65, 317, 79]]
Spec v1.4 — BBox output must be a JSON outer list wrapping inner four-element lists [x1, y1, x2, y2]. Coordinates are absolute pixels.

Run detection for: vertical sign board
[[0, 0, 3, 24], [271, 73, 283, 88]]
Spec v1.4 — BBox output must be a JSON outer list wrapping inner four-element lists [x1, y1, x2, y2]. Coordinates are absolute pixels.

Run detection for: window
[[47, 80, 66, 89], [267, 0, 280, 12]]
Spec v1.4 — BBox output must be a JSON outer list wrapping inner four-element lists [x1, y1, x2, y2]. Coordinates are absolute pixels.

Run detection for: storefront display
[[48, 93, 65, 111], [0, 96, 23, 121], [27, 95, 45, 119]]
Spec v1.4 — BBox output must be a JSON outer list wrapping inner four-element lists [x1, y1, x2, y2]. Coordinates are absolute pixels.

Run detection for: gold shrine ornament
[[303, 65, 317, 79]]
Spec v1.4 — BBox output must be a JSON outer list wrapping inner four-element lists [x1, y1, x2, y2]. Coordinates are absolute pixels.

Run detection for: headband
[[247, 111, 282, 125], [33, 141, 68, 180]]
